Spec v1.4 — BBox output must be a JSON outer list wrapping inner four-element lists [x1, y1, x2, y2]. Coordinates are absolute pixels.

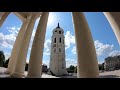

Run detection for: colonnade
[[0, 12, 120, 78]]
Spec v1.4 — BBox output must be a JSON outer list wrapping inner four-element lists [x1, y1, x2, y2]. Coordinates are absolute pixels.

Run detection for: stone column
[[27, 12, 49, 78], [72, 12, 99, 78], [0, 12, 10, 27], [6, 19, 29, 74], [103, 12, 120, 45], [11, 13, 37, 78]]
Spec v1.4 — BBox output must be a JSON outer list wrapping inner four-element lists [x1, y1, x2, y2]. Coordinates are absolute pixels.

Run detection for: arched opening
[[59, 31, 61, 34], [54, 38, 56, 43], [1, 12, 120, 78], [84, 12, 120, 77], [59, 48, 61, 52], [59, 37, 61, 43], [0, 13, 22, 63]]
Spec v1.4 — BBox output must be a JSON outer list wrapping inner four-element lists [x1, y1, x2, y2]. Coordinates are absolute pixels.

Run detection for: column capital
[[25, 12, 41, 22], [0, 12, 10, 27], [103, 12, 120, 45]]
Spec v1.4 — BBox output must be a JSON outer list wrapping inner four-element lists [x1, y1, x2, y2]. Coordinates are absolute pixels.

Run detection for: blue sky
[[0, 12, 120, 67]]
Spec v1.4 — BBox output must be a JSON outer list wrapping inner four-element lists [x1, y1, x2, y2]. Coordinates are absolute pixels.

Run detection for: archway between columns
[[1, 12, 120, 78]]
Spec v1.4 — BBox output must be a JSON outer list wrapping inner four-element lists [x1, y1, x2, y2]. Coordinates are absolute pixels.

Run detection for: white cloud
[[44, 39, 51, 55], [65, 31, 75, 49], [0, 41, 13, 48], [26, 59, 29, 64], [7, 26, 19, 37], [66, 59, 77, 68], [36, 18, 40, 24], [98, 60, 104, 64], [4, 52, 11, 60], [71, 46, 76, 54], [109, 50, 120, 57], [34, 18, 40, 28], [71, 40, 114, 57], [0, 26, 20, 49], [94, 40, 113, 56]]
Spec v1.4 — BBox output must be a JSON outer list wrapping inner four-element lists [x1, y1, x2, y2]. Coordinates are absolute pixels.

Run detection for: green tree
[[0, 51, 5, 67], [3, 57, 10, 68], [101, 63, 104, 71], [67, 65, 75, 73], [74, 66, 77, 73], [99, 64, 102, 70]]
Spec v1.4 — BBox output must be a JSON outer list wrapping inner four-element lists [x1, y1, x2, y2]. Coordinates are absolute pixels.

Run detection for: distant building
[[104, 55, 120, 71]]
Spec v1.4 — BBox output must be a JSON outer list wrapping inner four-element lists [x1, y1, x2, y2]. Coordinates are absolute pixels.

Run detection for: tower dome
[[53, 23, 64, 34]]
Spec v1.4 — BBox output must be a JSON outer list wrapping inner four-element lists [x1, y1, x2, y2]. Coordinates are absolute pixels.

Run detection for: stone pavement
[[99, 70, 120, 78], [0, 67, 11, 78], [0, 67, 59, 78], [1, 67, 120, 78]]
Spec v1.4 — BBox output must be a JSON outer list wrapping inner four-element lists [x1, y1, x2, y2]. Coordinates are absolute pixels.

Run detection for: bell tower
[[49, 23, 68, 76]]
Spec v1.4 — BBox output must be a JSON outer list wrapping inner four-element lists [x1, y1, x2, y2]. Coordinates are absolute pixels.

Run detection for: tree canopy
[[67, 65, 77, 73], [0, 51, 5, 67]]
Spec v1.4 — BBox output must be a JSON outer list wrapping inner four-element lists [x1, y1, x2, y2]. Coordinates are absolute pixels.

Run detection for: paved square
[[1, 67, 120, 78]]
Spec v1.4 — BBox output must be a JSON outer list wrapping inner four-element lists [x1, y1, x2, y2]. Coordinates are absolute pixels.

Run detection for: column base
[[77, 72, 99, 78], [4, 70, 12, 75], [26, 74, 41, 78], [11, 72, 25, 78]]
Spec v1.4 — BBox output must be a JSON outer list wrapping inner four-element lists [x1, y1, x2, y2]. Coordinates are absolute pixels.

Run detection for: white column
[[72, 12, 99, 78], [103, 12, 120, 45], [27, 12, 49, 78], [0, 12, 10, 27], [11, 14, 37, 78], [6, 19, 29, 74]]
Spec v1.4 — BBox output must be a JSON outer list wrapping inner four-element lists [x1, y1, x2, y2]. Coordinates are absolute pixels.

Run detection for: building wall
[[104, 55, 120, 71]]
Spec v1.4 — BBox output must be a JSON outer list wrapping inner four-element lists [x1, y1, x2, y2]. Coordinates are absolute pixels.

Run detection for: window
[[54, 38, 56, 43], [59, 38, 61, 43], [63, 39, 64, 44], [54, 48, 56, 53], [59, 31, 61, 34], [59, 48, 61, 52], [53, 44, 56, 48], [55, 30, 57, 32], [62, 62, 64, 69]]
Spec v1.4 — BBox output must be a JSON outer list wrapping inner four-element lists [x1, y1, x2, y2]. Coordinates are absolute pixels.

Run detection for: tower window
[[63, 39, 64, 44], [54, 48, 56, 53], [62, 62, 64, 69], [59, 38, 61, 43], [55, 30, 57, 32], [54, 38, 56, 43], [59, 48, 61, 52], [53, 44, 56, 48], [59, 31, 61, 34]]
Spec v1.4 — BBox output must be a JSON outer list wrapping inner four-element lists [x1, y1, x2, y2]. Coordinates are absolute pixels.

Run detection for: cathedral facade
[[49, 23, 68, 76]]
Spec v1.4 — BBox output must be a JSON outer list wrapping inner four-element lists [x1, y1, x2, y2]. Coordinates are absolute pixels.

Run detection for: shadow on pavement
[[100, 75, 120, 78]]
